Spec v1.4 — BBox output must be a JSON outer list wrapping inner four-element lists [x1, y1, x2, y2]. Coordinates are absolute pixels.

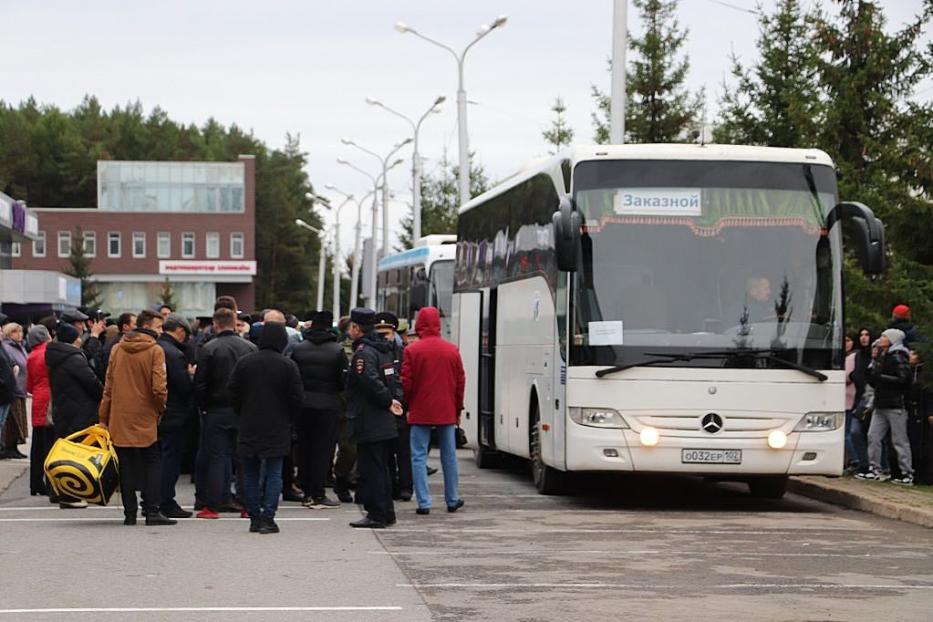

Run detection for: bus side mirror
[[825, 201, 886, 276], [553, 196, 581, 272]]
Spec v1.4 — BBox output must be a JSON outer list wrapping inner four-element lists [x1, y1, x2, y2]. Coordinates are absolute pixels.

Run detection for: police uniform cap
[[350, 307, 376, 327], [84, 307, 111, 320], [61, 308, 89, 322], [374, 312, 399, 330]]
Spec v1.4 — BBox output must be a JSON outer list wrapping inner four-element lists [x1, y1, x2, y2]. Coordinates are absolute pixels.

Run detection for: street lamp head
[[340, 137, 354, 146], [388, 158, 405, 170], [397, 138, 413, 148], [434, 95, 447, 107], [336, 157, 348, 165], [394, 21, 411, 34], [477, 24, 490, 36], [365, 97, 382, 107], [492, 15, 508, 29]]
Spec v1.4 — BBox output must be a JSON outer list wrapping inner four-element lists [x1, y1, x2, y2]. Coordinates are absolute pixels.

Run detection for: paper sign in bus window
[[588, 321, 624, 346], [614, 188, 702, 216]]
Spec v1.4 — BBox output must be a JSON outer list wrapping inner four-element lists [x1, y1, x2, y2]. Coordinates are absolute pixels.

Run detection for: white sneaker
[[59, 500, 88, 509], [891, 475, 914, 486]]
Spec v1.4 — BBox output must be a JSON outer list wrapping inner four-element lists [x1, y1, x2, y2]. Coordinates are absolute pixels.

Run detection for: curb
[[789, 477, 933, 529]]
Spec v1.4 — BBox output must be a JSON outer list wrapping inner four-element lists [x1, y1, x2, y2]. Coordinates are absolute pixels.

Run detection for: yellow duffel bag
[[44, 425, 120, 506]]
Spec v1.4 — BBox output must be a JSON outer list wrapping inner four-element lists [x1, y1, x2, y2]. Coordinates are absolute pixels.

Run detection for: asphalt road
[[1, 450, 931, 621]]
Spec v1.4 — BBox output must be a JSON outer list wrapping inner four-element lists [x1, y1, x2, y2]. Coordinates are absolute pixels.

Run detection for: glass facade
[[98, 161, 245, 213]]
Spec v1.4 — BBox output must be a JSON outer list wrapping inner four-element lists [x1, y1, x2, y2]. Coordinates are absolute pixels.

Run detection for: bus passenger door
[[455, 292, 480, 449], [479, 288, 498, 453]]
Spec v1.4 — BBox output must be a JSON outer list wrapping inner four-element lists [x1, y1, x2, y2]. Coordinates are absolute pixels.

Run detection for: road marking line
[[371, 550, 882, 558], [0, 606, 403, 614], [0, 517, 330, 523], [397, 582, 933, 591], [383, 527, 871, 535], [0, 506, 337, 512]]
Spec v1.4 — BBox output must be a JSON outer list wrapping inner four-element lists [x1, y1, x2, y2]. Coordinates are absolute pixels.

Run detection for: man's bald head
[[263, 309, 286, 324]]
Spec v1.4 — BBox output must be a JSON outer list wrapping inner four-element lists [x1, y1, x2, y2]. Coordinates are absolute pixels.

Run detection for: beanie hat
[[56, 323, 80, 345], [259, 321, 288, 353], [892, 304, 911, 319], [881, 328, 906, 348], [310, 311, 334, 328], [26, 325, 51, 349]]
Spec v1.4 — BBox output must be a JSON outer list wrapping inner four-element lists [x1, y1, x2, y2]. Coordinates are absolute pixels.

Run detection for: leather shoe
[[349, 517, 386, 529], [282, 489, 304, 503], [447, 499, 464, 513], [416, 507, 430, 515], [124, 515, 137, 526], [145, 512, 178, 526], [161, 504, 193, 519], [259, 517, 280, 534]]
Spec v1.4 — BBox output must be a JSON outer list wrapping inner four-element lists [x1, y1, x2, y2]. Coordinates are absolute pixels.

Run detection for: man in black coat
[[228, 322, 303, 534], [157, 315, 195, 519], [98, 312, 136, 376], [289, 310, 348, 509], [193, 308, 257, 518], [45, 323, 103, 439], [346, 308, 403, 529]]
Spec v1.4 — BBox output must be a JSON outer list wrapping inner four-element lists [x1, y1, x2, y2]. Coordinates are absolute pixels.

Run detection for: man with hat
[[345, 308, 403, 528], [289, 310, 348, 509], [375, 312, 412, 501], [888, 304, 921, 347], [62, 308, 107, 377], [157, 314, 196, 518]]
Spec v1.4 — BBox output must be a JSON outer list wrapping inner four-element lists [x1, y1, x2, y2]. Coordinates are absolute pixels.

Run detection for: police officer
[[374, 312, 412, 501], [346, 308, 403, 529]]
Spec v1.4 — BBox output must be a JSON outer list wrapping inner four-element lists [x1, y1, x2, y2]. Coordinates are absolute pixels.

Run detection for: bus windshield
[[430, 260, 454, 321], [571, 159, 843, 370]]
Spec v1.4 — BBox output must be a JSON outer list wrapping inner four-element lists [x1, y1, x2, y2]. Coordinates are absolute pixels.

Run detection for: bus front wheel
[[747, 476, 788, 499], [530, 402, 568, 495]]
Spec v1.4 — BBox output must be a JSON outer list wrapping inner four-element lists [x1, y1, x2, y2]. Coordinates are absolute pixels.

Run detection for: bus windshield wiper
[[711, 347, 829, 382], [595, 353, 718, 378]]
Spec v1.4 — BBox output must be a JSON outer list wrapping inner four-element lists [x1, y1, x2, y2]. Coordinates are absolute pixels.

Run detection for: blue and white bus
[[377, 234, 457, 340]]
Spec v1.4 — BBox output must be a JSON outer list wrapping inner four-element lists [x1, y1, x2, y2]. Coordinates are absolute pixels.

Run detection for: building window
[[57, 231, 72, 258], [132, 232, 146, 258], [108, 232, 121, 258], [83, 231, 96, 257], [181, 232, 195, 258], [11, 242, 21, 258], [230, 232, 244, 259], [157, 232, 171, 259], [206, 232, 220, 259], [34, 231, 46, 258]]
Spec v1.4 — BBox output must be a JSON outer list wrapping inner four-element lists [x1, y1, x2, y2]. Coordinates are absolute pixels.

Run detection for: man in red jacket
[[401, 306, 465, 514]]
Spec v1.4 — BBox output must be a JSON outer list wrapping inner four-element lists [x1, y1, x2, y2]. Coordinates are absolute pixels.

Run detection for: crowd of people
[[0, 295, 466, 533], [846, 305, 933, 486]]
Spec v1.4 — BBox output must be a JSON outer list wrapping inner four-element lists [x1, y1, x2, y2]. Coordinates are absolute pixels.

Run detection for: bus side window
[[410, 267, 428, 317]]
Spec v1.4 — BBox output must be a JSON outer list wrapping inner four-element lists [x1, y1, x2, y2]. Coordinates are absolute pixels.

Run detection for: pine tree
[[715, 0, 824, 147], [396, 153, 490, 250], [159, 279, 178, 311], [64, 227, 102, 308], [592, 0, 703, 143], [542, 97, 575, 153]]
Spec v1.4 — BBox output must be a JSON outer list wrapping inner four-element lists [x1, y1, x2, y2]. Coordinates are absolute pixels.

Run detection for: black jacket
[[289, 328, 349, 411], [868, 347, 912, 410], [45, 341, 104, 437], [194, 331, 257, 410], [97, 334, 123, 378], [346, 330, 399, 444], [0, 348, 16, 406], [888, 318, 921, 347], [157, 333, 194, 430], [228, 331, 304, 458]]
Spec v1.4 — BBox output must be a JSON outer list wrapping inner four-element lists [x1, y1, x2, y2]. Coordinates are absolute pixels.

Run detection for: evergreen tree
[[64, 227, 102, 309], [396, 153, 490, 250], [159, 279, 178, 311], [592, 0, 702, 143], [715, 0, 824, 147], [542, 97, 575, 153]]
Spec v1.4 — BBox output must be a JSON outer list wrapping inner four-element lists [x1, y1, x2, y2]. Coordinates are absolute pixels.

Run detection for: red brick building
[[12, 156, 256, 316]]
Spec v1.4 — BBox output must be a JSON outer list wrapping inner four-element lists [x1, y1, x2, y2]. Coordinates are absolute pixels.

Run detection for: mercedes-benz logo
[[701, 413, 723, 434]]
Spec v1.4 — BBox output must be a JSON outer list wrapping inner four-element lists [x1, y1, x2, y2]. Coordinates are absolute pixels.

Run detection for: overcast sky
[[2, 0, 930, 252]]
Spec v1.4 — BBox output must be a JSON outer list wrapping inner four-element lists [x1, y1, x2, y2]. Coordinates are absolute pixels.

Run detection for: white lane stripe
[[371, 550, 882, 558], [0, 606, 402, 614], [0, 517, 330, 523], [383, 527, 870, 535], [0, 506, 336, 512], [398, 582, 933, 591]]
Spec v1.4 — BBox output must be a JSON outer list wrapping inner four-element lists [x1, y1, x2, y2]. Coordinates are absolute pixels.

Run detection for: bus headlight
[[640, 427, 660, 447], [767, 430, 788, 449], [568, 407, 629, 429], [794, 412, 844, 432]]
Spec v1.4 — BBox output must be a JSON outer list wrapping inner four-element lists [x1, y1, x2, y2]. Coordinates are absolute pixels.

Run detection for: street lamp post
[[396, 16, 507, 208], [341, 138, 411, 257], [327, 184, 375, 310], [337, 157, 405, 307], [329, 196, 354, 320], [295, 218, 326, 311], [366, 96, 445, 243]]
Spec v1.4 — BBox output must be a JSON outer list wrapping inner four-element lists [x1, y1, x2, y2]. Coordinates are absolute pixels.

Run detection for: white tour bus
[[377, 234, 457, 340], [451, 144, 885, 498]]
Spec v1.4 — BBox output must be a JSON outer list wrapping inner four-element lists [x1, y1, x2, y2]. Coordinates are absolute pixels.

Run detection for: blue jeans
[[411, 424, 460, 509], [241, 456, 284, 519], [159, 422, 190, 509], [848, 412, 870, 471], [0, 404, 9, 449]]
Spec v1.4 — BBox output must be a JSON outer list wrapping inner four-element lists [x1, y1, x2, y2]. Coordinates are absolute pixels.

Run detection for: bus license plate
[[681, 449, 742, 465]]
